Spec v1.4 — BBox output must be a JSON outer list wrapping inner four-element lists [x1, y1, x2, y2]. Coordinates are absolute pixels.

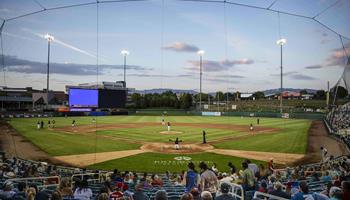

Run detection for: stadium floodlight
[[276, 38, 287, 46], [197, 50, 205, 55], [44, 33, 54, 106], [197, 50, 205, 111], [121, 49, 130, 87], [44, 33, 54, 42], [276, 38, 286, 114]]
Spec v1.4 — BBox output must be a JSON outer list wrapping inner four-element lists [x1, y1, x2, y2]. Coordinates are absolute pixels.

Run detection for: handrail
[[230, 182, 244, 200], [253, 191, 289, 200], [8, 176, 60, 190], [70, 172, 110, 186]]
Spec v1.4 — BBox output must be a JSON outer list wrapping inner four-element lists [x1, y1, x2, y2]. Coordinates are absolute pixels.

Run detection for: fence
[[7, 176, 60, 190]]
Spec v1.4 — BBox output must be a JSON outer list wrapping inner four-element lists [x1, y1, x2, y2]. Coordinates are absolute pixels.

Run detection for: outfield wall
[[128, 109, 325, 120]]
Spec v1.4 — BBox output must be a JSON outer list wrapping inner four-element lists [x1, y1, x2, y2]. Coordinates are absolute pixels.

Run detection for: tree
[[131, 93, 143, 108], [253, 91, 265, 99], [314, 90, 326, 100], [215, 91, 225, 101], [331, 86, 348, 99], [179, 93, 193, 109], [300, 89, 308, 95]]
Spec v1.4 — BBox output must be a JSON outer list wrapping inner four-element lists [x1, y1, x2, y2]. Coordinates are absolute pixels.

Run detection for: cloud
[[162, 42, 200, 53], [325, 44, 350, 67], [305, 65, 323, 69], [270, 71, 298, 77], [270, 71, 316, 80], [3, 55, 152, 76], [289, 74, 317, 80], [205, 78, 240, 84], [212, 74, 245, 79], [186, 59, 254, 72]]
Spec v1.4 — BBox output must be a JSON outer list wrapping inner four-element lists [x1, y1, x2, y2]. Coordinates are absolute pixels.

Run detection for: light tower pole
[[121, 49, 130, 88], [276, 38, 286, 114], [44, 33, 54, 106], [197, 50, 205, 111]]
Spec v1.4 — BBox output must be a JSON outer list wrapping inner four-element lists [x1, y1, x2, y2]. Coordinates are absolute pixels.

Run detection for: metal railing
[[253, 191, 289, 200], [230, 182, 244, 200], [8, 176, 60, 190]]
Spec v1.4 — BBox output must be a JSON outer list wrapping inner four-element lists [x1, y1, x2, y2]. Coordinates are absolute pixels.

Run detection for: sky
[[0, 0, 349, 93]]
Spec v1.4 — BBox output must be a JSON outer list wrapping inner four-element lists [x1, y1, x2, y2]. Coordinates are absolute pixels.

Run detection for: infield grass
[[88, 152, 267, 173]]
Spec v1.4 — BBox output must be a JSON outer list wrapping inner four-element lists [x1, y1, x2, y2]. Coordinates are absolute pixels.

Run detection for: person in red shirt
[[342, 181, 350, 200], [109, 182, 124, 200]]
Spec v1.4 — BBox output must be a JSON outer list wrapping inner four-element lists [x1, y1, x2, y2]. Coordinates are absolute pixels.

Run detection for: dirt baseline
[[140, 142, 215, 154]]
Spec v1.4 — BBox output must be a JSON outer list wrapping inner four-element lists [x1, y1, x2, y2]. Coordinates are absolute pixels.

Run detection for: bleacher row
[[1, 155, 350, 200]]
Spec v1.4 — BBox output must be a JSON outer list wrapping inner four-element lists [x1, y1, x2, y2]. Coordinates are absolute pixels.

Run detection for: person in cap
[[269, 181, 291, 199], [154, 190, 168, 200], [215, 182, 234, 200], [0, 181, 16, 200]]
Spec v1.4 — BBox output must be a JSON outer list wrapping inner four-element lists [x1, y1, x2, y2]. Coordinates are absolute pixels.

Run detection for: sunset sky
[[1, 0, 349, 93]]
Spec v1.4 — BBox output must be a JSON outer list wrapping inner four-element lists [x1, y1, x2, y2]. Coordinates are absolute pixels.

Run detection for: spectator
[[26, 187, 36, 200], [215, 182, 234, 200], [110, 182, 125, 200], [0, 181, 15, 200], [51, 190, 63, 200], [292, 181, 313, 200], [190, 188, 201, 200], [183, 162, 200, 192], [241, 162, 255, 191], [12, 182, 27, 200], [257, 180, 267, 193], [97, 193, 109, 200], [199, 162, 218, 198], [151, 174, 163, 187], [180, 193, 193, 200], [133, 182, 149, 200], [342, 181, 350, 200], [211, 163, 218, 174], [201, 191, 213, 200], [258, 163, 267, 180], [154, 190, 167, 200], [73, 179, 93, 200], [58, 178, 73, 198], [269, 181, 291, 199], [246, 159, 259, 176], [329, 187, 342, 200], [228, 162, 236, 175]]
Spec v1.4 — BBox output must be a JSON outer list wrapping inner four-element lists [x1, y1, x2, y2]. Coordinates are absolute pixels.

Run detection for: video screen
[[69, 89, 98, 108], [99, 90, 127, 108]]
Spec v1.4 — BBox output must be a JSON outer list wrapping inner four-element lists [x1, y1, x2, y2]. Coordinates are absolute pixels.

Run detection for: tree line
[[129, 86, 348, 109]]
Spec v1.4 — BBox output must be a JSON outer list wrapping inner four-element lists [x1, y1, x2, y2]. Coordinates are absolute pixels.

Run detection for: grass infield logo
[[173, 156, 192, 161]]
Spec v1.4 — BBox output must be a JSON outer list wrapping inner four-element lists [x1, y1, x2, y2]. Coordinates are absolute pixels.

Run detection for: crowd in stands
[[326, 102, 350, 132], [1, 154, 350, 200], [326, 102, 350, 150]]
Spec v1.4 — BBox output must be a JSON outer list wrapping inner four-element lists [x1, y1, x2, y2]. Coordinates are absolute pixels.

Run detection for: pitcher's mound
[[141, 142, 214, 154], [159, 131, 183, 134]]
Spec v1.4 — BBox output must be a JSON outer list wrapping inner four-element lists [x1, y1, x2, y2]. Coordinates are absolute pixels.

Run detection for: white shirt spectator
[[248, 163, 259, 175], [74, 188, 93, 200]]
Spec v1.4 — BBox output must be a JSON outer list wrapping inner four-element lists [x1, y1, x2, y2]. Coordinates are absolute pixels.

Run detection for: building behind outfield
[[65, 81, 128, 111]]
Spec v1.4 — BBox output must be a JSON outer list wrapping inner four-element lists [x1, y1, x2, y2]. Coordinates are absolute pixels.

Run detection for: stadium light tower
[[276, 38, 286, 114], [121, 49, 130, 88], [44, 33, 54, 106], [197, 50, 205, 111]]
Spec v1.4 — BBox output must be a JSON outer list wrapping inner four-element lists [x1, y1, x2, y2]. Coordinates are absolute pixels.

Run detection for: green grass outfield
[[9, 116, 311, 172]]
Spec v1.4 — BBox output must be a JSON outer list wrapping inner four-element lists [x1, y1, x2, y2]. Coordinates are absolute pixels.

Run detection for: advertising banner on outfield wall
[[202, 112, 221, 116]]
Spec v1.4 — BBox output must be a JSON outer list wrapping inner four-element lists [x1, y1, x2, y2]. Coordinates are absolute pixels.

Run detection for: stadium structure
[[0, 1, 350, 200]]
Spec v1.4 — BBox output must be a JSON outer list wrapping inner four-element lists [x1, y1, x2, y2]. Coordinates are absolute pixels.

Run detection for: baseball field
[[8, 115, 311, 172]]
